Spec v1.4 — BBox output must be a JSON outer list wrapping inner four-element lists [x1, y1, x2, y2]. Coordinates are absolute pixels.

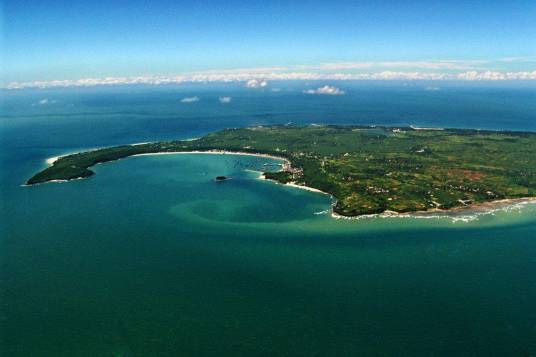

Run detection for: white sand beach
[[132, 150, 291, 165], [46, 156, 61, 165]]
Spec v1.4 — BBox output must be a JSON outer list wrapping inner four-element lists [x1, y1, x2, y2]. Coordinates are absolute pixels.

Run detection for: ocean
[[2, 82, 536, 356]]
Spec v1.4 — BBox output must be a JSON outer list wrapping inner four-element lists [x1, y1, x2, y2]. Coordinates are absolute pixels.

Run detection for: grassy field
[[27, 125, 536, 216]]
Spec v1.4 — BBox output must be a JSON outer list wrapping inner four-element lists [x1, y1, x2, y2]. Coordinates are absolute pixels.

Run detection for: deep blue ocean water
[[2, 82, 536, 356]]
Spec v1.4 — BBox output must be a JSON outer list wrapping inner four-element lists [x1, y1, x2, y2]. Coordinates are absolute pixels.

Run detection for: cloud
[[219, 96, 232, 103], [33, 98, 56, 105], [424, 86, 441, 91], [454, 70, 536, 80], [303, 85, 345, 95], [6, 69, 536, 89], [180, 96, 199, 103], [245, 79, 268, 88]]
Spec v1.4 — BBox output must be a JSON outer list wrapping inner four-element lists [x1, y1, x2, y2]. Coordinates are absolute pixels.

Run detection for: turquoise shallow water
[[2, 85, 536, 356]]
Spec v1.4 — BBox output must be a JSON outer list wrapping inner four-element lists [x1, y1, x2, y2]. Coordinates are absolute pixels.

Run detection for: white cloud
[[455, 70, 536, 80], [219, 96, 232, 103], [245, 79, 268, 88], [303, 85, 345, 95], [6, 69, 536, 89], [180, 96, 200, 103], [34, 98, 56, 105]]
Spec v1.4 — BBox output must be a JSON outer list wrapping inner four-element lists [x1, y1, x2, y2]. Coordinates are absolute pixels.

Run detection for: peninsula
[[27, 125, 536, 217]]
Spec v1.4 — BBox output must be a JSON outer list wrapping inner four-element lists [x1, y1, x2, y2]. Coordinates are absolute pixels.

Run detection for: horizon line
[[6, 70, 536, 90]]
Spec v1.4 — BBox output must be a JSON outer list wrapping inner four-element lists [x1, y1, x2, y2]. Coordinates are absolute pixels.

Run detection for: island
[[27, 125, 536, 217]]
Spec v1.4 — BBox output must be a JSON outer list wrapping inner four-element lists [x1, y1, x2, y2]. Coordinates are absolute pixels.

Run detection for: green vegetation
[[27, 125, 536, 216], [263, 171, 294, 184]]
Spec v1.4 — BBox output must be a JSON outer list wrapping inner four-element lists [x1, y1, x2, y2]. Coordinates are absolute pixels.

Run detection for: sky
[[3, 0, 536, 88]]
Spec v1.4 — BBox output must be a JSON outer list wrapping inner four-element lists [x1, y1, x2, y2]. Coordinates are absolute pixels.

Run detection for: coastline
[[21, 176, 87, 187], [131, 150, 291, 165], [40, 150, 536, 220], [36, 150, 291, 187], [255, 171, 331, 195], [42, 148, 331, 197], [284, 182, 330, 195], [331, 197, 536, 220], [46, 156, 61, 165], [44, 148, 96, 166]]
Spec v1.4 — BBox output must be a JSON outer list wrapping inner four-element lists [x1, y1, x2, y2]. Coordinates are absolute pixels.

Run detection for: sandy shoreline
[[254, 171, 331, 195], [331, 197, 536, 220], [46, 156, 62, 165], [44, 149, 95, 166], [132, 150, 291, 164], [284, 182, 330, 195]]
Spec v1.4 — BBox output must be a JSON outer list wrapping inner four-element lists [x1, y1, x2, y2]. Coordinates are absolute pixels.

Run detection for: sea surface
[[2, 82, 536, 356]]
